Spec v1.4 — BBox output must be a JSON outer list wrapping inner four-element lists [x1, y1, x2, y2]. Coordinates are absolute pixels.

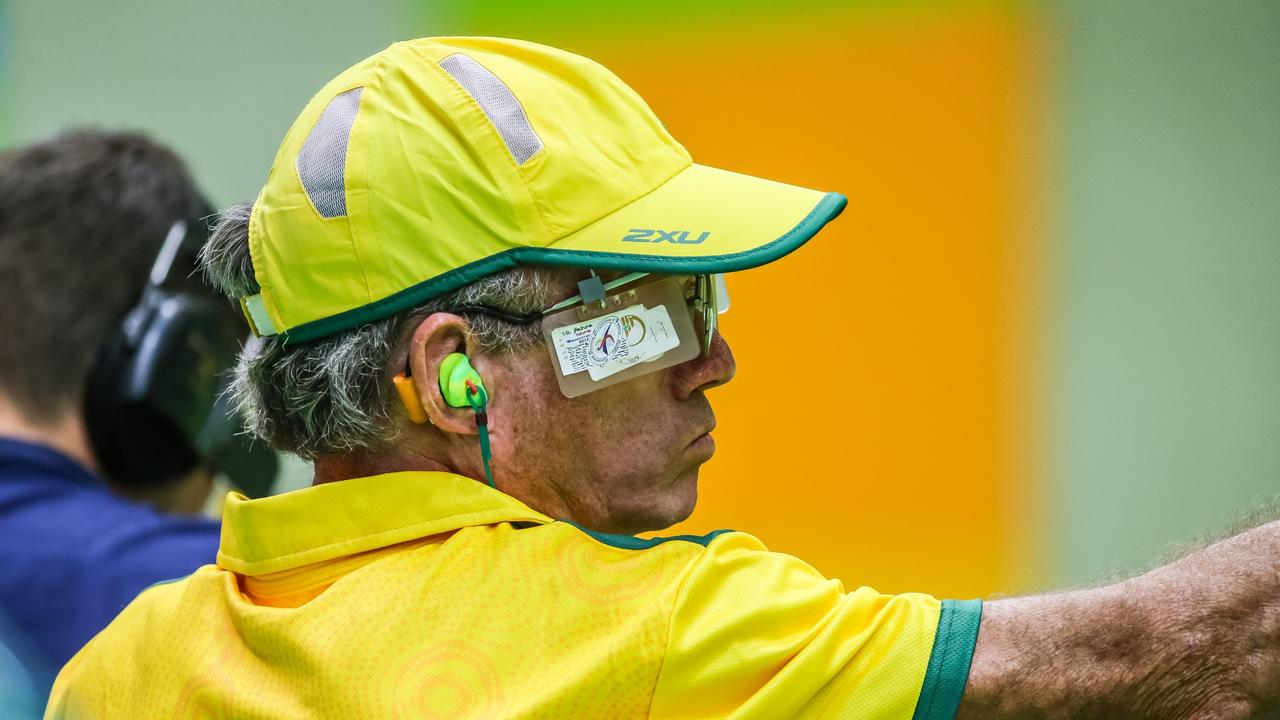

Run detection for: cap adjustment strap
[[241, 294, 278, 337]]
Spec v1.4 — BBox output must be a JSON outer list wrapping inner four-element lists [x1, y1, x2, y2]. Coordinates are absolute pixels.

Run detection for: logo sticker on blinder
[[550, 304, 680, 382]]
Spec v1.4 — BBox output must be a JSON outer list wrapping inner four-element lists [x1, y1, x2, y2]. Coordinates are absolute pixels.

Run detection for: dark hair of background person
[[0, 130, 206, 425]]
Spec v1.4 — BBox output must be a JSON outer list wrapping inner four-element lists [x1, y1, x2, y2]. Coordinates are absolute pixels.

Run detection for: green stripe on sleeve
[[911, 599, 983, 720]]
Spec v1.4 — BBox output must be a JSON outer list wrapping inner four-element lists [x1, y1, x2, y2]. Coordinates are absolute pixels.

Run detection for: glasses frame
[[448, 271, 725, 359]]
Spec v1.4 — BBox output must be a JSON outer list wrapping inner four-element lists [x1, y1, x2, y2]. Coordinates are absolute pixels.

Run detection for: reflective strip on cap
[[296, 87, 364, 218], [438, 53, 543, 164]]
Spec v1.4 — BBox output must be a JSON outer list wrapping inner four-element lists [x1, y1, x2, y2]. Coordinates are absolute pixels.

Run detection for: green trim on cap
[[911, 599, 983, 720], [278, 191, 847, 345]]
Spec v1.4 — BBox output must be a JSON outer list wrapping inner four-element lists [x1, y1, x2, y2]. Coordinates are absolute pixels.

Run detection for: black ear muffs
[[85, 284, 235, 486], [84, 212, 276, 493]]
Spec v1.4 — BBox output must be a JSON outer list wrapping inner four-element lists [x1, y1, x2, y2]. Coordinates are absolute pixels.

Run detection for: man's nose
[[672, 331, 736, 399]]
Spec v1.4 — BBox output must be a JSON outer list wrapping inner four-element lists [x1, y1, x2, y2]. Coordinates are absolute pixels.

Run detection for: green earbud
[[439, 353, 488, 408], [438, 353, 495, 489]]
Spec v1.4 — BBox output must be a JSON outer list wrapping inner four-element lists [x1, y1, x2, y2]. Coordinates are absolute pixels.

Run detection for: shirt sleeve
[[649, 532, 981, 720]]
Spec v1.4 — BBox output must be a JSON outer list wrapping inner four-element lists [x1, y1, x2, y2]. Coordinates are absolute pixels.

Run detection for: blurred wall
[[1051, 0, 1280, 584], [5, 0, 406, 205]]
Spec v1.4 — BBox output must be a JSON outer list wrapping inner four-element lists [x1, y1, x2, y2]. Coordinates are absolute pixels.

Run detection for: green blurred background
[[2, 0, 1276, 593]]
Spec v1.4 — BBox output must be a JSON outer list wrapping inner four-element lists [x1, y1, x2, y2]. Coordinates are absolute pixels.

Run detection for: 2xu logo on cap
[[621, 229, 711, 245]]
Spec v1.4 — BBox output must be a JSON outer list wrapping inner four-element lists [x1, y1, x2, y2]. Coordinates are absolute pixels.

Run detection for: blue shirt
[[0, 437, 220, 672]]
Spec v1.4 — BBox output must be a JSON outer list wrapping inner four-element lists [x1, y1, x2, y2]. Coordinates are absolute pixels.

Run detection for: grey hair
[[200, 202, 565, 459]]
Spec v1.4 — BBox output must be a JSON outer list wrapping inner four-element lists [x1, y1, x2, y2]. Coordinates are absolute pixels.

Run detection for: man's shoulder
[[97, 564, 220, 620], [47, 567, 228, 715], [68, 566, 223, 657]]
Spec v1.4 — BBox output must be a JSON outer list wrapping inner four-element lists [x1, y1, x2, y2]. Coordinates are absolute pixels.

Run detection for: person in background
[[0, 130, 236, 678]]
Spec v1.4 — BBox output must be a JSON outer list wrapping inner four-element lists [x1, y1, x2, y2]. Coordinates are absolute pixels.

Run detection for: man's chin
[[630, 471, 700, 534]]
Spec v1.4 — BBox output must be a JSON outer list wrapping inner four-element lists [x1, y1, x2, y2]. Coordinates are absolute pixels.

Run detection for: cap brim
[[538, 163, 846, 274], [277, 164, 843, 344]]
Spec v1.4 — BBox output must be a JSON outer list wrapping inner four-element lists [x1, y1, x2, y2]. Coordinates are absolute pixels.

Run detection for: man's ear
[[403, 312, 478, 435]]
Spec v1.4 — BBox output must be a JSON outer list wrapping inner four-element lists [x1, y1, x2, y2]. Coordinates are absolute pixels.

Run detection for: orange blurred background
[[601, 5, 1040, 600]]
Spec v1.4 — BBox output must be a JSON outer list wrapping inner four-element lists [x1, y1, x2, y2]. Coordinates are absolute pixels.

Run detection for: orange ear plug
[[393, 374, 429, 424]]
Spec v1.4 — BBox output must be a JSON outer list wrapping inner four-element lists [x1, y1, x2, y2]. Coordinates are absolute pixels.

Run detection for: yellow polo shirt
[[46, 471, 980, 719]]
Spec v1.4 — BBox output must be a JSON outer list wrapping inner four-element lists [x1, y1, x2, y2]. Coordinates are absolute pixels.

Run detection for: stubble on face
[[494, 348, 716, 535]]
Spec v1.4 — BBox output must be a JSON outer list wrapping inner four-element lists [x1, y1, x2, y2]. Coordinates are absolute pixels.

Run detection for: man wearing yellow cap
[[47, 37, 1280, 720]]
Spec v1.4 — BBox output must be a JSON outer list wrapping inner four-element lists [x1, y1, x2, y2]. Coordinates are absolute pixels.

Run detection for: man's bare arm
[[958, 520, 1280, 719]]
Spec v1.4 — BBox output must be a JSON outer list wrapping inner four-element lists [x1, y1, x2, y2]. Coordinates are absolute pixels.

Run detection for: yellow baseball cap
[[242, 36, 847, 343]]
